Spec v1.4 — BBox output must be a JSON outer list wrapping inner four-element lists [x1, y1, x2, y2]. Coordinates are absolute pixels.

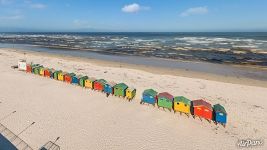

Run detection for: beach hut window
[[184, 104, 187, 107], [150, 96, 153, 98], [197, 107, 201, 110], [177, 102, 180, 105], [204, 109, 209, 112], [219, 113, 224, 116]]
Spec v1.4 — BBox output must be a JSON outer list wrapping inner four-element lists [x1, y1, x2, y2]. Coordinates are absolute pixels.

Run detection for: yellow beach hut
[[58, 72, 68, 81], [126, 87, 136, 101], [85, 77, 96, 89], [39, 67, 46, 76], [173, 96, 191, 115]]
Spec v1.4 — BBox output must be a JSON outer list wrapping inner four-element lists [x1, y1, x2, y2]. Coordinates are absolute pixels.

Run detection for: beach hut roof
[[68, 73, 76, 76], [114, 83, 128, 89], [80, 76, 88, 79], [192, 99, 212, 111], [143, 89, 157, 97], [174, 96, 191, 105], [97, 79, 107, 84], [213, 104, 227, 114], [158, 92, 174, 100], [106, 81, 116, 86]]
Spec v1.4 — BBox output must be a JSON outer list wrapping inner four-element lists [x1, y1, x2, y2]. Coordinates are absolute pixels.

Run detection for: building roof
[[97, 79, 107, 84], [106, 81, 116, 86], [158, 92, 174, 100], [192, 99, 212, 111], [174, 96, 191, 105], [213, 104, 227, 114], [143, 89, 157, 97], [114, 83, 128, 89], [127, 87, 136, 91], [68, 73, 76, 76]]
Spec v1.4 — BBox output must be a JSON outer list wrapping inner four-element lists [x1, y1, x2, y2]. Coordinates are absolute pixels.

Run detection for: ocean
[[0, 32, 267, 66]]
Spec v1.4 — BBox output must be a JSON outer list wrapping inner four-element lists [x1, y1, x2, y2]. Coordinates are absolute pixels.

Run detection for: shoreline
[[0, 47, 267, 149], [3, 47, 267, 88]]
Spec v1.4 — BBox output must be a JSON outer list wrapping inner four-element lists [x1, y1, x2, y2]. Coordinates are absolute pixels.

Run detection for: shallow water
[[1, 32, 267, 66], [1, 43, 267, 81]]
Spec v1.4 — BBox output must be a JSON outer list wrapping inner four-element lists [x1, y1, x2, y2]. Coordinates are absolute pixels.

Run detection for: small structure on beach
[[157, 92, 174, 111], [141, 89, 158, 106], [33, 65, 43, 75], [18, 60, 27, 71], [126, 87, 136, 101], [58, 72, 68, 81], [71, 75, 81, 85], [85, 77, 96, 89], [104, 81, 116, 96], [192, 99, 213, 121], [79, 76, 88, 87], [213, 104, 227, 126], [39, 67, 45, 76], [114, 83, 128, 97], [26, 63, 37, 73], [94, 79, 107, 91], [53, 70, 62, 80], [44, 68, 55, 78], [173, 96, 191, 115], [64, 73, 76, 84]]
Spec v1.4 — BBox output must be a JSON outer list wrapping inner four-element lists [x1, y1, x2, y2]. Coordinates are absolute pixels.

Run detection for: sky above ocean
[[0, 0, 267, 32]]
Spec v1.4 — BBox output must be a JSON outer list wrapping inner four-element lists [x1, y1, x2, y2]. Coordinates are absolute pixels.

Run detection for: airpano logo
[[237, 139, 264, 148]]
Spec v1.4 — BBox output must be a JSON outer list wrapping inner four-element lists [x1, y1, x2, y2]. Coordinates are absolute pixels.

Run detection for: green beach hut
[[79, 76, 88, 87], [53, 70, 62, 80], [114, 83, 128, 97], [157, 92, 174, 111]]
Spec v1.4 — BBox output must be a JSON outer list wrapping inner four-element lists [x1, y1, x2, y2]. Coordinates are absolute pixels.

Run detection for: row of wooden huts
[[18, 60, 227, 127], [141, 89, 227, 126], [18, 60, 136, 100]]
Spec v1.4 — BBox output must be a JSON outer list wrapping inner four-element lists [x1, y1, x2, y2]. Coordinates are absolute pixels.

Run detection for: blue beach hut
[[72, 75, 81, 85], [104, 81, 116, 96], [140, 89, 158, 106], [213, 104, 227, 126]]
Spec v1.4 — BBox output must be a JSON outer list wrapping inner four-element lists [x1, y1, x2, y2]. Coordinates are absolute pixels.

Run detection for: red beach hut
[[192, 99, 213, 121], [64, 73, 76, 84], [26, 64, 32, 73], [94, 79, 107, 91]]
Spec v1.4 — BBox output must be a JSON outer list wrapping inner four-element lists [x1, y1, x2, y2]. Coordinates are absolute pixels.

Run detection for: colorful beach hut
[[44, 68, 55, 78], [79, 76, 88, 87], [114, 83, 128, 97], [58, 72, 68, 81], [157, 92, 174, 111], [213, 104, 227, 126], [192, 99, 213, 121], [85, 77, 96, 89], [31, 64, 40, 73], [71, 75, 81, 85], [94, 79, 107, 91], [39, 67, 45, 76], [104, 81, 116, 96], [33, 65, 43, 75], [18, 60, 27, 71], [64, 73, 76, 84], [26, 63, 36, 73], [126, 87, 136, 101], [53, 70, 62, 80], [173, 96, 191, 115], [141, 89, 158, 106]]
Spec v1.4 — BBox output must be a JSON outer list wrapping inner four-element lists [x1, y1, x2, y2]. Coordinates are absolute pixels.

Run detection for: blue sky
[[0, 0, 266, 32]]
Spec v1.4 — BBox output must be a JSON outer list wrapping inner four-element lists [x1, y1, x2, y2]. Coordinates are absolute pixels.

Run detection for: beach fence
[[0, 123, 33, 150]]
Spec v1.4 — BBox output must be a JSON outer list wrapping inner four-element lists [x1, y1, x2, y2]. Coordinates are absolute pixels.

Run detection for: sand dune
[[0, 48, 266, 150]]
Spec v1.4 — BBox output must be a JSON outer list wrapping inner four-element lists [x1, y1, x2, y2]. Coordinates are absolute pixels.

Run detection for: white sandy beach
[[0, 48, 266, 150]]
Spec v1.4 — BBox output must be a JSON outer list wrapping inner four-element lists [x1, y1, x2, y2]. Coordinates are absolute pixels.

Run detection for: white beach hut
[[18, 60, 27, 71]]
